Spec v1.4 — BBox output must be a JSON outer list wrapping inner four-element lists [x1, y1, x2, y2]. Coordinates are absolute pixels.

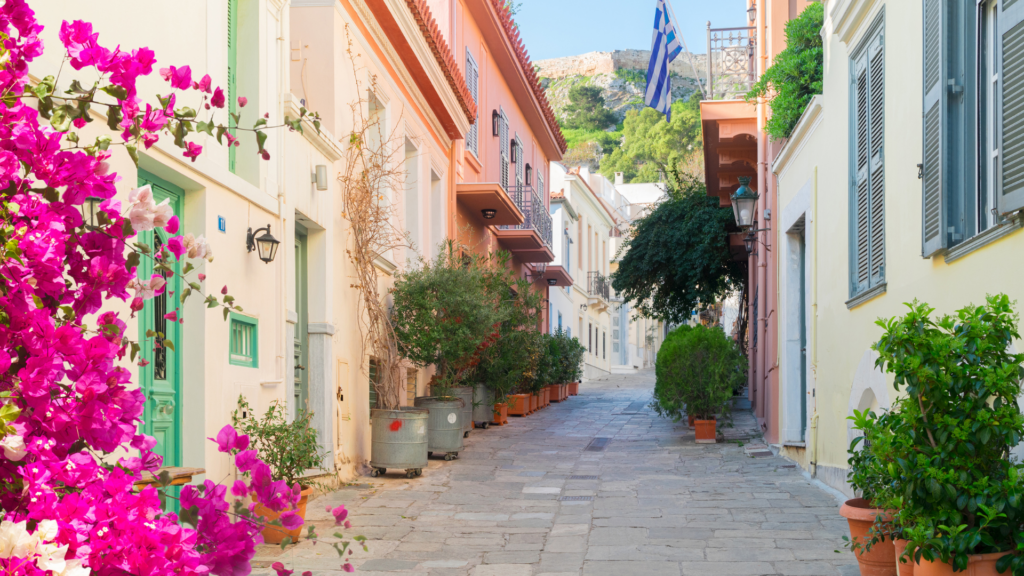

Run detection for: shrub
[[554, 329, 587, 384], [232, 396, 327, 487], [653, 325, 744, 421]]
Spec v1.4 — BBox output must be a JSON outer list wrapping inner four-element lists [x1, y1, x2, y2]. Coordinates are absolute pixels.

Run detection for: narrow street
[[255, 371, 857, 576]]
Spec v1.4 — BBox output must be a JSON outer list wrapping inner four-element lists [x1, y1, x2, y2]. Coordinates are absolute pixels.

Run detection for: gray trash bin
[[369, 407, 428, 478], [473, 384, 494, 428], [414, 396, 464, 460], [452, 386, 474, 437]]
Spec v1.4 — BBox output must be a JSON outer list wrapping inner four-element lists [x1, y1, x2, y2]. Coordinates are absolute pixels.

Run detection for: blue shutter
[[852, 51, 871, 295], [1000, 2, 1024, 214], [921, 0, 947, 256], [868, 32, 885, 285]]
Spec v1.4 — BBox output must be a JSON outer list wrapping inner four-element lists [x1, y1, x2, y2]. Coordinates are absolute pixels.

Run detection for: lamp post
[[730, 176, 758, 230], [246, 225, 281, 264]]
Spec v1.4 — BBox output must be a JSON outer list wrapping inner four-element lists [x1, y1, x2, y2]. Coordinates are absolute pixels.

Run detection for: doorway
[[294, 227, 309, 415]]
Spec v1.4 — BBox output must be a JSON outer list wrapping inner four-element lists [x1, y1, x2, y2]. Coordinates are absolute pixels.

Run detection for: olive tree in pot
[[652, 325, 744, 443], [392, 242, 499, 460], [861, 295, 1024, 576], [232, 396, 327, 545]]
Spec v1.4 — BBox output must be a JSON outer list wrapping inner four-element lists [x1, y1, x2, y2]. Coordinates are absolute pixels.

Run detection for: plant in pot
[[555, 329, 586, 396], [232, 396, 327, 545], [538, 333, 563, 402], [392, 241, 499, 460], [652, 325, 743, 443], [868, 296, 1024, 575]]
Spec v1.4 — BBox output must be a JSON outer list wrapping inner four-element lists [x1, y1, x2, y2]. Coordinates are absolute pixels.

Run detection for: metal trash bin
[[414, 396, 464, 460], [369, 407, 428, 478], [452, 386, 474, 437], [472, 384, 493, 428]]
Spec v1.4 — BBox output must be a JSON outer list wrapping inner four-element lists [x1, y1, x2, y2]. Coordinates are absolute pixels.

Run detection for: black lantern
[[510, 140, 518, 163], [492, 110, 500, 137], [246, 224, 280, 264], [731, 176, 759, 230], [525, 164, 532, 186], [747, 3, 757, 22], [743, 232, 756, 255], [547, 278, 557, 286], [481, 209, 497, 220], [79, 196, 102, 228]]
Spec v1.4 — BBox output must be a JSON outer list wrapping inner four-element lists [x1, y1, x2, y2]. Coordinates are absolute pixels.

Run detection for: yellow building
[[772, 0, 1024, 495]]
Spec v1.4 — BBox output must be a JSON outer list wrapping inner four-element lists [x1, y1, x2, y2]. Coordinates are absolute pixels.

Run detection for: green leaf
[[100, 84, 128, 101], [157, 470, 173, 487], [50, 105, 73, 132], [216, 125, 228, 145], [163, 339, 175, 352], [95, 135, 112, 151], [180, 287, 192, 303], [197, 121, 215, 137], [130, 342, 141, 362], [279, 536, 292, 550], [106, 105, 124, 131], [39, 187, 59, 203], [183, 262, 195, 275], [173, 121, 186, 148], [125, 251, 141, 272], [230, 112, 241, 126], [256, 130, 268, 152], [33, 76, 55, 100], [223, 307, 230, 321], [206, 295, 219, 308], [126, 144, 140, 167], [313, 119, 321, 134], [254, 117, 268, 129]]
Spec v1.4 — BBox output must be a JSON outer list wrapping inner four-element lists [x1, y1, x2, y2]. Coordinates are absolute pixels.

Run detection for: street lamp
[[492, 110, 500, 137], [743, 232, 756, 255], [747, 3, 757, 23], [246, 224, 280, 264], [730, 176, 758, 230]]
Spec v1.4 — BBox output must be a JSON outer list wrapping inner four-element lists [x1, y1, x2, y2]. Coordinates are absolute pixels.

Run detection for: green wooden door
[[138, 171, 183, 479], [294, 230, 309, 414]]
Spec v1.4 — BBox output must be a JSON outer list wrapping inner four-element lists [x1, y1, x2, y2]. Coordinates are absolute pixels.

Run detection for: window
[[499, 109, 509, 191], [603, 332, 606, 360], [849, 18, 885, 298], [465, 50, 479, 157], [407, 368, 417, 407], [923, 0, 1024, 256], [612, 310, 621, 354], [369, 359, 380, 411], [588, 322, 593, 353], [514, 135, 525, 189], [229, 313, 258, 368], [558, 312, 563, 332]]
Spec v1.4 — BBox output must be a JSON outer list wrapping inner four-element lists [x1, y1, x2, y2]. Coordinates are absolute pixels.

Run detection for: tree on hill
[[599, 96, 702, 183], [562, 84, 618, 131], [611, 172, 743, 324]]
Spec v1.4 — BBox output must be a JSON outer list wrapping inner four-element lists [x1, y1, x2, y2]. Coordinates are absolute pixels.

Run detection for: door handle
[[296, 364, 306, 371], [158, 400, 176, 415]]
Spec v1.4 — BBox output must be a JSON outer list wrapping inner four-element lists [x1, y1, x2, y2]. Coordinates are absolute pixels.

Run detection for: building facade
[[771, 0, 1024, 495]]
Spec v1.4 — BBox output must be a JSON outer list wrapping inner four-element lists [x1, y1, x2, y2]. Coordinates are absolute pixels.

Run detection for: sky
[[514, 0, 748, 61]]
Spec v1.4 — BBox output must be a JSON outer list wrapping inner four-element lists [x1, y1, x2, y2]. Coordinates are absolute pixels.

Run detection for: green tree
[[562, 84, 618, 131], [745, 2, 823, 140], [611, 172, 743, 323], [599, 96, 702, 183]]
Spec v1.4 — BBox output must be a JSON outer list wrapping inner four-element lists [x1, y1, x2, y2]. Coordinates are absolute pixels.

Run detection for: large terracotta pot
[[541, 388, 548, 407], [569, 382, 579, 396], [492, 403, 508, 425], [839, 498, 896, 576], [253, 485, 313, 545], [913, 551, 1012, 576], [895, 539, 914, 576], [688, 414, 696, 427], [547, 385, 561, 402], [530, 393, 538, 413], [694, 419, 717, 443], [508, 394, 530, 416]]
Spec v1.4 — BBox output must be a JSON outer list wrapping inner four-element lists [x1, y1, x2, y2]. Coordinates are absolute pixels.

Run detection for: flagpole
[[663, 0, 708, 100]]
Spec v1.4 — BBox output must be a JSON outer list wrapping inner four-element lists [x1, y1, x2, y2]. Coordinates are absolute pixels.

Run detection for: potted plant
[[392, 242, 499, 460], [843, 407, 900, 576], [865, 296, 1024, 575], [652, 325, 744, 443], [554, 330, 586, 396], [232, 396, 327, 545]]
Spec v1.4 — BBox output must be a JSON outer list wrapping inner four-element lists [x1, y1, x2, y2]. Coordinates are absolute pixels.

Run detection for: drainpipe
[[809, 412, 820, 477], [755, 0, 768, 429], [810, 166, 819, 475]]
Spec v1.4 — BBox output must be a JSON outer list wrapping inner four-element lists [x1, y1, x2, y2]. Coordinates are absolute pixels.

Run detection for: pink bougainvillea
[[0, 2, 344, 575]]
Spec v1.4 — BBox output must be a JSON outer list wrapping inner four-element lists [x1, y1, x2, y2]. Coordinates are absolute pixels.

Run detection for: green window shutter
[[868, 31, 885, 284], [228, 0, 238, 174], [922, 0, 947, 256], [851, 51, 871, 295], [999, 3, 1024, 214], [229, 312, 258, 368]]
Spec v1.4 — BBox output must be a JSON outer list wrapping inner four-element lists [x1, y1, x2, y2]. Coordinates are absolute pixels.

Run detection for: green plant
[[652, 325, 744, 421], [535, 333, 560, 387], [553, 329, 586, 384], [599, 97, 702, 184], [391, 241, 500, 399], [562, 85, 618, 131], [745, 2, 823, 140], [868, 295, 1024, 572], [614, 68, 647, 91], [232, 396, 327, 488], [611, 172, 744, 323]]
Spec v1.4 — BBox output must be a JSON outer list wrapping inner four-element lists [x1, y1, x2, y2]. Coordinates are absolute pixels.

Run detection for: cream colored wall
[[773, 0, 1024, 495]]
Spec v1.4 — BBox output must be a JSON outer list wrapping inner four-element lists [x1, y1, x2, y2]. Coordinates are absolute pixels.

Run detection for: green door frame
[[137, 170, 184, 474], [294, 228, 309, 416]]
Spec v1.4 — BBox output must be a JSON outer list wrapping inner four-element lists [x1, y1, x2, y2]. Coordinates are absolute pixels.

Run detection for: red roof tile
[[488, 0, 568, 155], [405, 0, 477, 125]]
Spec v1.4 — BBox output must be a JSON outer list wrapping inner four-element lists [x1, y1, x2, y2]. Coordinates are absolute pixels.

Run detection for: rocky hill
[[536, 50, 707, 120]]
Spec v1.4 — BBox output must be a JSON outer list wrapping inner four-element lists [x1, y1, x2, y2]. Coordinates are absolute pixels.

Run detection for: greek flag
[[646, 0, 683, 121]]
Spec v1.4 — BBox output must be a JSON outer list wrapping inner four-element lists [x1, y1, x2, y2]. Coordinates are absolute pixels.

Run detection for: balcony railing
[[588, 271, 610, 301], [499, 185, 553, 249], [706, 25, 757, 101]]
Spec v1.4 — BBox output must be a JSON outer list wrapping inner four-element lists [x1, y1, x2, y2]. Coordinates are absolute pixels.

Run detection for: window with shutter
[[921, 0, 946, 256], [228, 0, 238, 174], [499, 109, 509, 192], [515, 136, 524, 189], [849, 20, 885, 299], [465, 50, 479, 158], [1000, 2, 1024, 214]]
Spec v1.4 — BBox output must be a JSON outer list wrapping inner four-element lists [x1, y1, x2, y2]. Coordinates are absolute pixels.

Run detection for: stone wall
[[535, 50, 708, 80]]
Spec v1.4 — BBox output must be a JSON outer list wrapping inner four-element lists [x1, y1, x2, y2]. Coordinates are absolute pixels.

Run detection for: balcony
[[456, 182, 524, 226], [587, 271, 610, 312], [706, 25, 757, 101], [495, 185, 554, 263]]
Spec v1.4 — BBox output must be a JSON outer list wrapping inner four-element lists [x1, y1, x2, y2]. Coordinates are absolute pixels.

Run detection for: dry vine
[[340, 27, 411, 411]]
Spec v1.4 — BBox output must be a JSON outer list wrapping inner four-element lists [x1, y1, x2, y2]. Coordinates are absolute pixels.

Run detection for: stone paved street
[[254, 371, 858, 576]]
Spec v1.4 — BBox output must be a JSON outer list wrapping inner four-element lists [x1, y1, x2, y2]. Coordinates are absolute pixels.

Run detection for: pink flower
[[141, 103, 168, 132], [271, 562, 294, 576], [193, 74, 212, 93], [210, 425, 250, 454], [222, 285, 229, 295], [128, 274, 167, 300], [279, 511, 304, 531], [327, 505, 349, 525], [261, 149, 271, 161], [73, 117, 87, 129], [0, 435, 26, 461], [342, 564, 355, 573], [198, 273, 206, 281], [166, 236, 186, 259], [182, 233, 214, 261], [211, 87, 225, 108], [165, 215, 180, 234], [0, 350, 10, 373], [237, 96, 248, 108], [130, 297, 145, 313], [183, 141, 202, 163], [231, 480, 249, 497], [161, 65, 192, 90], [235, 450, 258, 472], [128, 185, 175, 231], [163, 311, 177, 322], [141, 132, 160, 149]]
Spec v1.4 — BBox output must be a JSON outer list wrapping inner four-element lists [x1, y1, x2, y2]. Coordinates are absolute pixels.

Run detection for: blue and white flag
[[646, 0, 683, 121]]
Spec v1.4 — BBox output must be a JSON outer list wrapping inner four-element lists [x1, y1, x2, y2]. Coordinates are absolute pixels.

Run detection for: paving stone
[[470, 565, 532, 576], [358, 559, 421, 571], [583, 560, 681, 576]]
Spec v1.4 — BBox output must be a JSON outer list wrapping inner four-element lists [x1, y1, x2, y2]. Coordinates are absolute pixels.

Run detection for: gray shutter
[[499, 110, 509, 192], [465, 51, 479, 157], [922, 0, 947, 256], [868, 32, 885, 284], [515, 136, 525, 187], [852, 52, 871, 294], [1000, 2, 1024, 214]]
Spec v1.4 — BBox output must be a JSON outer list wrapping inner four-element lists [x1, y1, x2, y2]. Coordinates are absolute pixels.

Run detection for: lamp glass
[[747, 5, 756, 22], [481, 209, 497, 220], [315, 165, 328, 191], [743, 233, 755, 255], [491, 111, 500, 136], [80, 197, 101, 228], [731, 177, 758, 229], [255, 231, 280, 263]]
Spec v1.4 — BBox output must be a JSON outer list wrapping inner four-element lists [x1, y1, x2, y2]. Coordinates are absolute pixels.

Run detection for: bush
[[232, 396, 327, 487], [391, 242, 500, 398], [653, 325, 744, 421], [556, 329, 587, 384]]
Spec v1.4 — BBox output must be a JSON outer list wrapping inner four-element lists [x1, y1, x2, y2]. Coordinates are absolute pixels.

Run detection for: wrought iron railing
[[706, 24, 757, 101], [499, 185, 553, 249], [588, 271, 610, 301]]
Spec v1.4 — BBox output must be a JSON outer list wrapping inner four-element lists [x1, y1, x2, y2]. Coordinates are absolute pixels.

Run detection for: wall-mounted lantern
[[481, 209, 497, 220], [80, 197, 102, 229], [313, 165, 328, 191], [731, 176, 759, 230], [492, 110, 500, 137], [246, 224, 281, 264], [510, 140, 518, 163], [747, 2, 757, 22], [744, 232, 756, 255], [525, 164, 533, 186], [547, 278, 557, 286]]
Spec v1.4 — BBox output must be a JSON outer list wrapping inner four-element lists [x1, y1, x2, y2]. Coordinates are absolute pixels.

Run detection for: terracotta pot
[[541, 389, 548, 407], [688, 414, 696, 427], [569, 382, 579, 395], [547, 384, 561, 402], [894, 539, 914, 576], [492, 403, 508, 425], [839, 498, 896, 576], [913, 551, 1012, 576], [694, 419, 716, 443], [253, 485, 313, 545], [508, 394, 530, 416], [530, 394, 538, 413]]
